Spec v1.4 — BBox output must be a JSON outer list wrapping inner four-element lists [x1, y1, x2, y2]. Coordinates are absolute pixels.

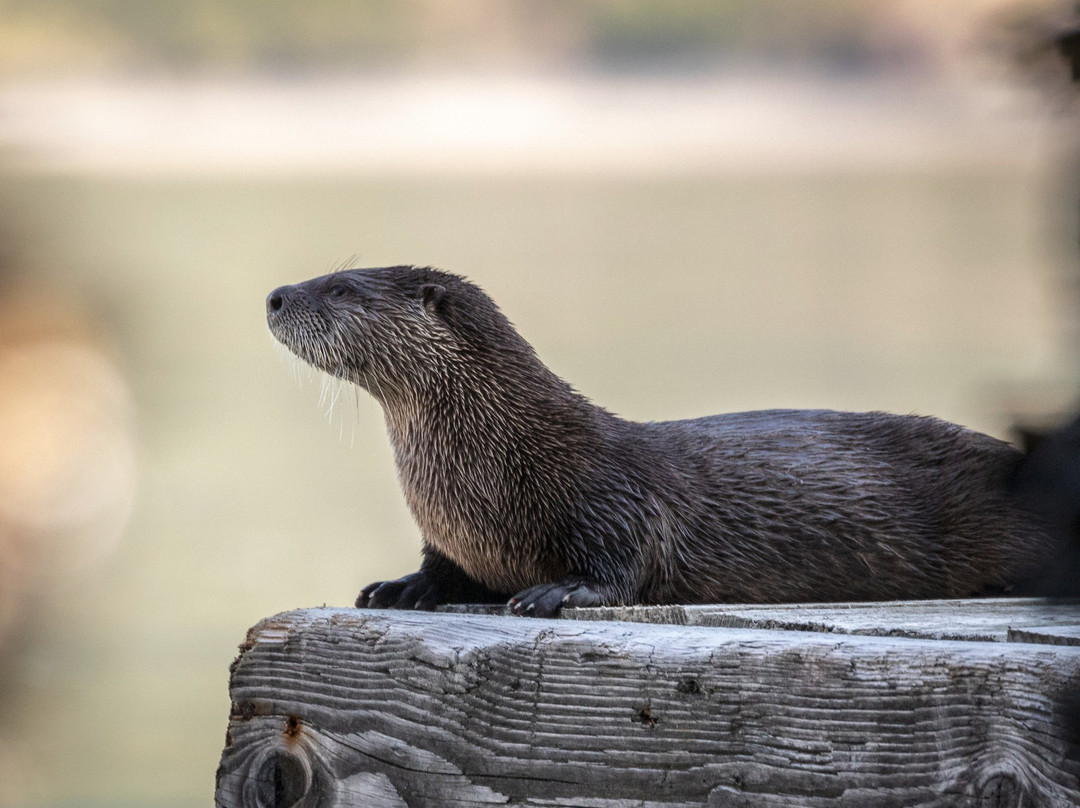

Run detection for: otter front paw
[[508, 579, 608, 618], [356, 571, 444, 610]]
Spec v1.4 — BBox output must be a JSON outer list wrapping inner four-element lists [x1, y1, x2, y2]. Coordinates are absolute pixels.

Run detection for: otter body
[[266, 266, 1052, 616]]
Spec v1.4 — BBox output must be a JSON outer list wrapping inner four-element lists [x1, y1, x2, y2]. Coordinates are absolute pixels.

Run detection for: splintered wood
[[215, 602, 1080, 807]]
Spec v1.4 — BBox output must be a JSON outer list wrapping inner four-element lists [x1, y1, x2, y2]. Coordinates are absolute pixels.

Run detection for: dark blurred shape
[[1060, 29, 1080, 79], [985, 0, 1080, 95], [1012, 415, 1080, 596], [998, 2, 1080, 598], [1001, 0, 1080, 762], [1055, 6, 1080, 80]]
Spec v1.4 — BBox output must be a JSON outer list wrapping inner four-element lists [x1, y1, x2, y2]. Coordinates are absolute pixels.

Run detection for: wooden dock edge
[[215, 604, 1080, 807]]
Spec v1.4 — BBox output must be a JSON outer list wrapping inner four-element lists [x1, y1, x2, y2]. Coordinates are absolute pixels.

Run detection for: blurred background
[[0, 0, 1076, 805]]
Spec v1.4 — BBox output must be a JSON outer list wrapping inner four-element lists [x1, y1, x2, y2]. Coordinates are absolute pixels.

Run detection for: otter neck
[[379, 355, 596, 480], [375, 354, 602, 587]]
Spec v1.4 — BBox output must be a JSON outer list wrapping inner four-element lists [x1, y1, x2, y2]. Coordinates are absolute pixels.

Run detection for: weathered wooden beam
[[557, 598, 1080, 644], [215, 605, 1080, 807]]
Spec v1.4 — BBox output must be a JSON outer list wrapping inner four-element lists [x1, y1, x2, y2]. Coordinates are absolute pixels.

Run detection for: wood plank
[[1007, 625, 1080, 646], [558, 598, 1080, 644], [215, 607, 1080, 807], [442, 598, 1080, 644]]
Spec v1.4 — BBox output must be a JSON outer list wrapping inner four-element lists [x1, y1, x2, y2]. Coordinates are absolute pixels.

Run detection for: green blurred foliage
[[0, 0, 899, 76], [581, 0, 882, 70]]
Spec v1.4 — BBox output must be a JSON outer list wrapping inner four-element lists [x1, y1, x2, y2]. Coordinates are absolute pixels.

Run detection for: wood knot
[[634, 704, 659, 727], [283, 715, 301, 741], [232, 700, 260, 721], [675, 678, 703, 695], [250, 750, 310, 808], [977, 772, 1031, 808]]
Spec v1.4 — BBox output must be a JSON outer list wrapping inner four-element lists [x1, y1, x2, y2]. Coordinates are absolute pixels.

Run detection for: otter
[[266, 266, 1054, 617]]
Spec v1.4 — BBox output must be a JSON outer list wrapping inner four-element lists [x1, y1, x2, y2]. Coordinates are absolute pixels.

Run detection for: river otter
[[266, 266, 1054, 617]]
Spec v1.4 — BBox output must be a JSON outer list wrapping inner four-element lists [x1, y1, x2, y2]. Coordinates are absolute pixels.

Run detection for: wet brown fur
[[266, 266, 1054, 616]]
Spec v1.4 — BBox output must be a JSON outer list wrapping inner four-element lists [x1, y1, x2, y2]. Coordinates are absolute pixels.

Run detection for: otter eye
[[329, 284, 346, 298]]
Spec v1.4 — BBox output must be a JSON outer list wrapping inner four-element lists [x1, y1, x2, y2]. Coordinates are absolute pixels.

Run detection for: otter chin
[[267, 265, 1055, 618]]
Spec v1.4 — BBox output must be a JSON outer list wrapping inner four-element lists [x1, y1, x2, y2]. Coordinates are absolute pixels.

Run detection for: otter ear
[[418, 283, 446, 312]]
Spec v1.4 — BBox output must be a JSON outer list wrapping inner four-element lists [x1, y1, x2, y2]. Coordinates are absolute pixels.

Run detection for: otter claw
[[509, 579, 607, 617], [356, 571, 430, 609]]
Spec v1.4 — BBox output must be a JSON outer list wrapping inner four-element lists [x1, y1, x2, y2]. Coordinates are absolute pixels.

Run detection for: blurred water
[[0, 164, 1073, 806]]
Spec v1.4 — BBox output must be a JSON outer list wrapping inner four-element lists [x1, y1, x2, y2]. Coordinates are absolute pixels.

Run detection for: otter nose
[[266, 286, 289, 315]]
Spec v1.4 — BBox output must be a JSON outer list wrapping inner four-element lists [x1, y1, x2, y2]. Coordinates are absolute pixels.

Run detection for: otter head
[[266, 266, 527, 402]]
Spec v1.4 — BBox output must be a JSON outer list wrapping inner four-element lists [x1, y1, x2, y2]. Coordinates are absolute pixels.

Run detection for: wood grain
[[559, 598, 1080, 643], [215, 606, 1080, 807]]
